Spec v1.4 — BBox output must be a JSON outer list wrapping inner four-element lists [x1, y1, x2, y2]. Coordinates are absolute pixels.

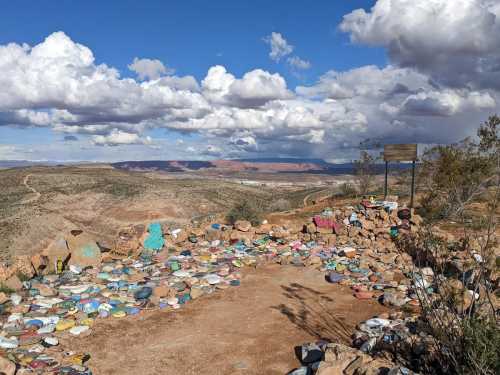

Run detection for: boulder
[[343, 355, 372, 375], [4, 275, 23, 291], [30, 254, 48, 275], [229, 230, 253, 243], [12, 255, 35, 279], [67, 231, 102, 269], [316, 362, 344, 375], [234, 220, 252, 232], [33, 283, 56, 297], [0, 292, 9, 304], [271, 225, 291, 239], [305, 223, 316, 234], [255, 224, 272, 234], [324, 343, 358, 363]]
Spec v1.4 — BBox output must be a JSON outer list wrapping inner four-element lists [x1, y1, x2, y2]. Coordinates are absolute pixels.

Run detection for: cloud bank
[[1, 0, 499, 161]]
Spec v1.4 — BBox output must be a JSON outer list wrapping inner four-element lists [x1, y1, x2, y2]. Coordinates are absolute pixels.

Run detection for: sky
[[0, 0, 499, 162]]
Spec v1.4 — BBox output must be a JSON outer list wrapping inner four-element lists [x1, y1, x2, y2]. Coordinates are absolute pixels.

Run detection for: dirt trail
[[21, 173, 41, 204], [68, 265, 386, 375]]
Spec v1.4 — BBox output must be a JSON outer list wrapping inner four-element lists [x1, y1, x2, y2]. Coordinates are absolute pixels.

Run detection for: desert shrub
[[396, 224, 499, 374], [393, 115, 500, 374], [226, 200, 263, 226], [338, 182, 357, 197], [461, 317, 500, 375], [0, 284, 14, 294], [354, 151, 377, 195], [16, 272, 31, 282], [419, 115, 499, 221], [396, 178, 498, 372], [103, 182, 142, 198], [268, 198, 292, 212]]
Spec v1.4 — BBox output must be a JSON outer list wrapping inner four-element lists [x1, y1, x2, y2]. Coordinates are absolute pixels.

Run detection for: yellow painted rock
[[56, 319, 75, 331]]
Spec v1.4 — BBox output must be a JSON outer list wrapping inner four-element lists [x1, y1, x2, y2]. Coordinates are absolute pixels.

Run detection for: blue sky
[[0, 0, 498, 162], [0, 1, 385, 85]]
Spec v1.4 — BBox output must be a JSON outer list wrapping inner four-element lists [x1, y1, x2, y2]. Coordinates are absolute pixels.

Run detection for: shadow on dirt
[[272, 282, 352, 343]]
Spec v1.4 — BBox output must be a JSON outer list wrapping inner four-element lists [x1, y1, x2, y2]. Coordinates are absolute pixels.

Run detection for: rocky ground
[[0, 166, 319, 262], [67, 265, 386, 375], [0, 188, 495, 375]]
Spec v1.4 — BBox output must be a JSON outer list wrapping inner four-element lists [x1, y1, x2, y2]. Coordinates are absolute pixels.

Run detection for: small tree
[[419, 115, 499, 220], [354, 151, 376, 196]]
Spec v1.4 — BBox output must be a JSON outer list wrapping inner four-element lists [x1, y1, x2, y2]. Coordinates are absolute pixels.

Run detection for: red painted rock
[[354, 291, 373, 300]]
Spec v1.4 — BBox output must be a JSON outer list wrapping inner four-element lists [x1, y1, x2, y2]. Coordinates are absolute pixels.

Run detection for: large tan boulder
[[12, 255, 35, 279], [67, 231, 101, 269]]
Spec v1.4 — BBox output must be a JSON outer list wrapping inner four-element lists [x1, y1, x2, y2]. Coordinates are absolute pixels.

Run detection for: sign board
[[383, 144, 417, 162]]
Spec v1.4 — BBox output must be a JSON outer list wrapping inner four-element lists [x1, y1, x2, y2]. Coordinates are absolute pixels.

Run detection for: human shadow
[[272, 282, 353, 343]]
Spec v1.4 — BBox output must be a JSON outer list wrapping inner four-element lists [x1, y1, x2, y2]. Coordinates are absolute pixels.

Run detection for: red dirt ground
[[67, 264, 387, 375]]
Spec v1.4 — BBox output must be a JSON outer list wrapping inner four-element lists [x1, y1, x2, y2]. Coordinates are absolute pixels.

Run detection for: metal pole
[[410, 160, 416, 208], [384, 161, 388, 199]]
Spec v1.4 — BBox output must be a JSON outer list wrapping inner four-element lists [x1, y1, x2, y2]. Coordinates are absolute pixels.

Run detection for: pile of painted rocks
[[300, 200, 424, 310], [0, 199, 424, 374], [289, 341, 416, 375], [351, 313, 436, 371]]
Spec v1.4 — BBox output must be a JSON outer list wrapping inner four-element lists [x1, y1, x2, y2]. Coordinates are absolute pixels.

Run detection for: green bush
[[419, 115, 499, 221], [460, 317, 500, 375], [226, 200, 262, 226]]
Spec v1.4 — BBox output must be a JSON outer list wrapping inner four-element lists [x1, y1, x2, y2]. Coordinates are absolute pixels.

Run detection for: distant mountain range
[[111, 158, 413, 175], [0, 160, 64, 168], [0, 158, 414, 175]]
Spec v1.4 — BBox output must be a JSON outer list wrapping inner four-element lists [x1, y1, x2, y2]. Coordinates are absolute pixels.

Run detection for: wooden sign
[[383, 144, 417, 162]]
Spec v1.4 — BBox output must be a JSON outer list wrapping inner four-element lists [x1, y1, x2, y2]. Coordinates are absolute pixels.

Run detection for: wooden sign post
[[383, 144, 418, 207]]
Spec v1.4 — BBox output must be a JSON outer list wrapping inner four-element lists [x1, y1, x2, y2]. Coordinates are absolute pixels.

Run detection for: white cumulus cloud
[[263, 32, 294, 62], [128, 57, 174, 80], [340, 0, 500, 89], [287, 56, 311, 70], [92, 130, 152, 146]]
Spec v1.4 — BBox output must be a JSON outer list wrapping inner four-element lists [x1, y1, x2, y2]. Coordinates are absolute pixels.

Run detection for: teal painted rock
[[144, 222, 165, 251]]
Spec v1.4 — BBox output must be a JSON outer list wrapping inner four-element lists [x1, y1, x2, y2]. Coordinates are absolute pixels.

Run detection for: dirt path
[[68, 265, 386, 375], [21, 173, 41, 204]]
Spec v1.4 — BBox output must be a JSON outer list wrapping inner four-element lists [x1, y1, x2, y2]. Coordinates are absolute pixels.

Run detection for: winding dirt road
[[21, 173, 41, 204]]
